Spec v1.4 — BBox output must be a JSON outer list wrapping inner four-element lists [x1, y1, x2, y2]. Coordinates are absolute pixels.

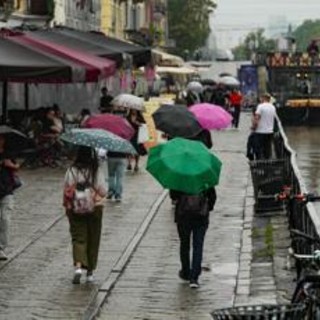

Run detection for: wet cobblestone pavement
[[0, 164, 163, 319], [97, 120, 250, 320], [0, 114, 291, 320]]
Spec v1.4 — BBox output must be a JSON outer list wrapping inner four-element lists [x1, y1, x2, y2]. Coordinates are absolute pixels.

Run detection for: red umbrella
[[83, 114, 135, 140]]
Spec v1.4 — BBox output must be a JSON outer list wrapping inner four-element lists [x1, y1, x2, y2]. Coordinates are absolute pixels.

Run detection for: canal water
[[284, 127, 320, 203]]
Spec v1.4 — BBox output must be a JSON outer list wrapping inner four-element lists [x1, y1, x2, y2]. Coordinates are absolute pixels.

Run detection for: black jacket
[[173, 187, 217, 225], [190, 129, 213, 149]]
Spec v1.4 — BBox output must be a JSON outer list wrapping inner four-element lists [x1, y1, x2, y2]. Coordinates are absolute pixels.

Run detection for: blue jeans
[[107, 158, 126, 199], [177, 222, 207, 281]]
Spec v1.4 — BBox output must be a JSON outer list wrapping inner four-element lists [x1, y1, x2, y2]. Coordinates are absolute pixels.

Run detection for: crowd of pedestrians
[[0, 79, 277, 289]]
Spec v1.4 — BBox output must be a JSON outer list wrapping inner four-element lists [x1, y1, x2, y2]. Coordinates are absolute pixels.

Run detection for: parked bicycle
[[289, 229, 320, 319]]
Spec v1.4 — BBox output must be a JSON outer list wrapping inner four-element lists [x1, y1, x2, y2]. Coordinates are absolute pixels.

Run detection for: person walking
[[127, 109, 147, 172], [63, 146, 107, 284], [99, 87, 113, 114], [169, 130, 213, 206], [229, 88, 243, 128], [253, 93, 276, 160], [0, 134, 21, 260], [107, 151, 127, 202], [78, 108, 91, 128], [174, 187, 216, 288]]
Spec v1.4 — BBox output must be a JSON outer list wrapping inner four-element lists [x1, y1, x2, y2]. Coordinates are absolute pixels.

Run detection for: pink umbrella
[[83, 114, 134, 140], [189, 103, 233, 130]]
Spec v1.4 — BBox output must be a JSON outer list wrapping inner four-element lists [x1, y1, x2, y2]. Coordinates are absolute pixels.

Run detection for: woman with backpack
[[63, 146, 107, 284]]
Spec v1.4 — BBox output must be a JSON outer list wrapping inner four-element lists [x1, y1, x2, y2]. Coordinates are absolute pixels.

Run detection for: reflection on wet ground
[[285, 126, 320, 210]]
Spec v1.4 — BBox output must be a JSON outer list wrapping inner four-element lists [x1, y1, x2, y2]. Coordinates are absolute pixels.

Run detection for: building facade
[[0, 0, 53, 26], [124, 0, 168, 47], [0, 0, 169, 47]]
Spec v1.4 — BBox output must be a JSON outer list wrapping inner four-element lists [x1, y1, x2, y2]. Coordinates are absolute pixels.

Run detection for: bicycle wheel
[[292, 283, 305, 304], [291, 286, 310, 319]]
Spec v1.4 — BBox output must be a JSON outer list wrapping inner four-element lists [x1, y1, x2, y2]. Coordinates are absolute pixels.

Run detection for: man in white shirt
[[253, 93, 276, 159]]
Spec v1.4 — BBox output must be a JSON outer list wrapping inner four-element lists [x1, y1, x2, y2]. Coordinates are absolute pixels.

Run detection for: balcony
[[125, 27, 153, 46], [154, 1, 166, 16]]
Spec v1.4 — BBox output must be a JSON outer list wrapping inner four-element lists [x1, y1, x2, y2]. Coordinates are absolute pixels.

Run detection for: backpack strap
[[70, 167, 97, 193]]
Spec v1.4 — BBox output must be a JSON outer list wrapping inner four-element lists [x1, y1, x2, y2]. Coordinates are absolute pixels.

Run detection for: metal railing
[[274, 117, 320, 253]]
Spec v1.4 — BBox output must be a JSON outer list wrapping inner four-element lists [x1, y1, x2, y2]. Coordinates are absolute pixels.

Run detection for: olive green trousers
[[68, 206, 103, 271]]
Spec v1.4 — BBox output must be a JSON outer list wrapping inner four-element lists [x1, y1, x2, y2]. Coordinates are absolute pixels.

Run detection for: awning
[[156, 66, 197, 75], [152, 49, 184, 67], [27, 29, 124, 67], [56, 28, 152, 67], [0, 37, 73, 82], [9, 33, 116, 82]]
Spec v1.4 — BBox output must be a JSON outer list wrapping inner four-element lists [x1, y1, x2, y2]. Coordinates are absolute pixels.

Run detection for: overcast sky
[[211, 0, 320, 49]]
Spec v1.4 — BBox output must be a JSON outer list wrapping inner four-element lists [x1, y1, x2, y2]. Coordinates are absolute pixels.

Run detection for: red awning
[[8, 33, 116, 82]]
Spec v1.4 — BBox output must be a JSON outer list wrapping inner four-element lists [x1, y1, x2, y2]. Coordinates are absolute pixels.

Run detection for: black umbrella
[[219, 72, 233, 77], [200, 79, 216, 86], [152, 105, 202, 138], [0, 126, 31, 156]]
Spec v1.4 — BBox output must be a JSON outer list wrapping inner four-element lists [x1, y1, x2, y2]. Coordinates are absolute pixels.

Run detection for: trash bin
[[211, 304, 306, 320], [250, 159, 289, 213]]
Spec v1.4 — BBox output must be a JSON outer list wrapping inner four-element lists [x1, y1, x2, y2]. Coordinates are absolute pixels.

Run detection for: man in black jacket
[[99, 87, 113, 114]]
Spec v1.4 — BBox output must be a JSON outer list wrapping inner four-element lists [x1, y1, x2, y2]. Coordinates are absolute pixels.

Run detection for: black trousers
[[232, 106, 241, 128], [255, 133, 274, 160], [177, 222, 207, 281]]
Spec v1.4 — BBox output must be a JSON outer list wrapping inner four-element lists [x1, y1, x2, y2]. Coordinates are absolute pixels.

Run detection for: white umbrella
[[218, 76, 240, 87], [187, 81, 204, 93], [112, 94, 145, 111]]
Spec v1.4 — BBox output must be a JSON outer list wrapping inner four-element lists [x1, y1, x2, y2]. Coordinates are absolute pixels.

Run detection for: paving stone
[[0, 114, 289, 319], [98, 117, 252, 318]]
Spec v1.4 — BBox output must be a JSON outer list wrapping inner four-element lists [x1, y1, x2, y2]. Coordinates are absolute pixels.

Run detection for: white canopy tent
[[152, 49, 185, 67]]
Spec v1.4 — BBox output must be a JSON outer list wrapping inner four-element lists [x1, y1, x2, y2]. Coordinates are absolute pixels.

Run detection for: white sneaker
[[72, 268, 82, 284], [189, 279, 200, 289], [0, 250, 8, 261], [87, 275, 94, 283]]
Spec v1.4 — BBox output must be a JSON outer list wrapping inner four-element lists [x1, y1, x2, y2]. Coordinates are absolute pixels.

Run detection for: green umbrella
[[60, 128, 136, 154], [146, 138, 222, 194]]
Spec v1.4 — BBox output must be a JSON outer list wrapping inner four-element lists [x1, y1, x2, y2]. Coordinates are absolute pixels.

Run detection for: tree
[[232, 29, 276, 61], [292, 19, 320, 52], [168, 0, 216, 57]]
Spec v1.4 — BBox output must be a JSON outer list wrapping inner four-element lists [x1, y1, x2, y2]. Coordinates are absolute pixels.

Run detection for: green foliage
[[252, 227, 260, 238], [265, 223, 274, 257], [292, 19, 320, 51], [252, 223, 274, 260], [232, 29, 276, 61], [233, 19, 320, 59], [168, 0, 216, 56]]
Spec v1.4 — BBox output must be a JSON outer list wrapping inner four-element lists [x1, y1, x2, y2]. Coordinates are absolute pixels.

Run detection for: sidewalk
[[97, 114, 275, 319], [0, 113, 292, 319], [0, 164, 163, 320]]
